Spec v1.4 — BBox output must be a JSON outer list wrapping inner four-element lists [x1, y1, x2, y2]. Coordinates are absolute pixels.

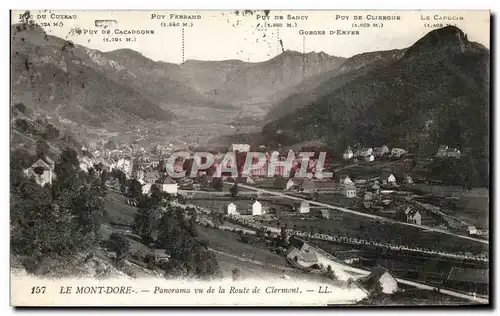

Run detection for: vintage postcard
[[10, 10, 490, 306]]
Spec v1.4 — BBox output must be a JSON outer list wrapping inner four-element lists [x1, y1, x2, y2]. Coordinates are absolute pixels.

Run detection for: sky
[[11, 10, 490, 64]]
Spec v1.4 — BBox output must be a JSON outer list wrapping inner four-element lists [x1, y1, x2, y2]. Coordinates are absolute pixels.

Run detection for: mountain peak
[[280, 49, 303, 56], [106, 48, 147, 59], [404, 26, 472, 58]]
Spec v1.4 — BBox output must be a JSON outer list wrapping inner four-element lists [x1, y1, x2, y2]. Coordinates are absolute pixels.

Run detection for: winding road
[[230, 183, 488, 245]]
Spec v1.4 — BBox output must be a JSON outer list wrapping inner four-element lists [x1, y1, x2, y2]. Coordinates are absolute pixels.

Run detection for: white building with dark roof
[[23, 158, 54, 187], [227, 202, 238, 215], [252, 200, 262, 216], [299, 201, 310, 214]]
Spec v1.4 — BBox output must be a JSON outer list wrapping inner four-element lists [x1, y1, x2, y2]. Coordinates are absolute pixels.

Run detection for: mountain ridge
[[261, 26, 489, 185]]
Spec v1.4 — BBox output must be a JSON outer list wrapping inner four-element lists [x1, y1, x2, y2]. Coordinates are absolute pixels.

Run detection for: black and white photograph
[[9, 9, 490, 307]]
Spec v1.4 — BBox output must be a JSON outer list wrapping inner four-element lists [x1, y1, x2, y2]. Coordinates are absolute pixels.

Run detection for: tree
[[155, 208, 221, 279], [211, 212, 224, 229], [370, 281, 384, 297], [325, 265, 337, 280], [193, 250, 221, 279], [280, 225, 289, 247], [158, 159, 166, 172], [15, 118, 30, 132], [10, 149, 33, 187], [110, 169, 127, 187], [14, 102, 26, 113], [54, 148, 79, 175], [133, 207, 159, 244], [212, 177, 223, 191], [35, 140, 49, 159], [128, 179, 143, 200], [256, 229, 265, 239], [108, 233, 130, 260], [232, 267, 243, 281], [229, 182, 239, 197], [100, 169, 109, 183], [11, 147, 107, 270], [69, 179, 106, 236], [94, 162, 104, 173], [104, 140, 117, 150], [53, 147, 80, 195], [188, 208, 198, 235], [312, 192, 319, 201], [43, 124, 60, 140]]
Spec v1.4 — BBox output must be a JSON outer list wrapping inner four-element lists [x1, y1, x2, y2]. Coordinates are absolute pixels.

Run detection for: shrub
[[108, 233, 130, 260]]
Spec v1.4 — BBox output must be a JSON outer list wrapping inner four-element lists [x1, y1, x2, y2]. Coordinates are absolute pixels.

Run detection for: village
[[19, 137, 489, 302]]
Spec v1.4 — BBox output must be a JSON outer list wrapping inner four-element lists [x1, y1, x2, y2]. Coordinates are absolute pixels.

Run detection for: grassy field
[[265, 212, 488, 255], [406, 184, 489, 228], [189, 191, 488, 255], [103, 189, 138, 226], [197, 225, 288, 267]]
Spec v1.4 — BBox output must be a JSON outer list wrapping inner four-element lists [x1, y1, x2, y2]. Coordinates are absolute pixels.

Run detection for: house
[[380, 172, 396, 186], [227, 202, 238, 215], [150, 155, 161, 168], [341, 176, 354, 186], [96, 157, 113, 172], [444, 267, 489, 295], [23, 158, 54, 187], [361, 147, 373, 157], [373, 145, 390, 157], [358, 266, 398, 294], [388, 174, 396, 185], [467, 226, 478, 235], [298, 201, 310, 214], [436, 145, 449, 158], [343, 147, 354, 160], [133, 169, 145, 182], [364, 154, 375, 162], [179, 177, 195, 190], [446, 148, 461, 159], [320, 209, 330, 219], [403, 175, 414, 185], [406, 208, 422, 225], [150, 249, 170, 264], [144, 171, 160, 184], [344, 184, 357, 198], [142, 183, 152, 195], [466, 226, 488, 236], [111, 158, 133, 177], [230, 144, 251, 153], [285, 178, 296, 190], [161, 176, 178, 195], [78, 156, 94, 172], [477, 228, 489, 236], [252, 200, 262, 216], [286, 238, 320, 270], [391, 148, 407, 158], [363, 192, 374, 209]]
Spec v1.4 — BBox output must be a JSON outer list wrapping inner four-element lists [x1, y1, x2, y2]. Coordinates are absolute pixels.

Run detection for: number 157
[[31, 286, 46, 294]]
